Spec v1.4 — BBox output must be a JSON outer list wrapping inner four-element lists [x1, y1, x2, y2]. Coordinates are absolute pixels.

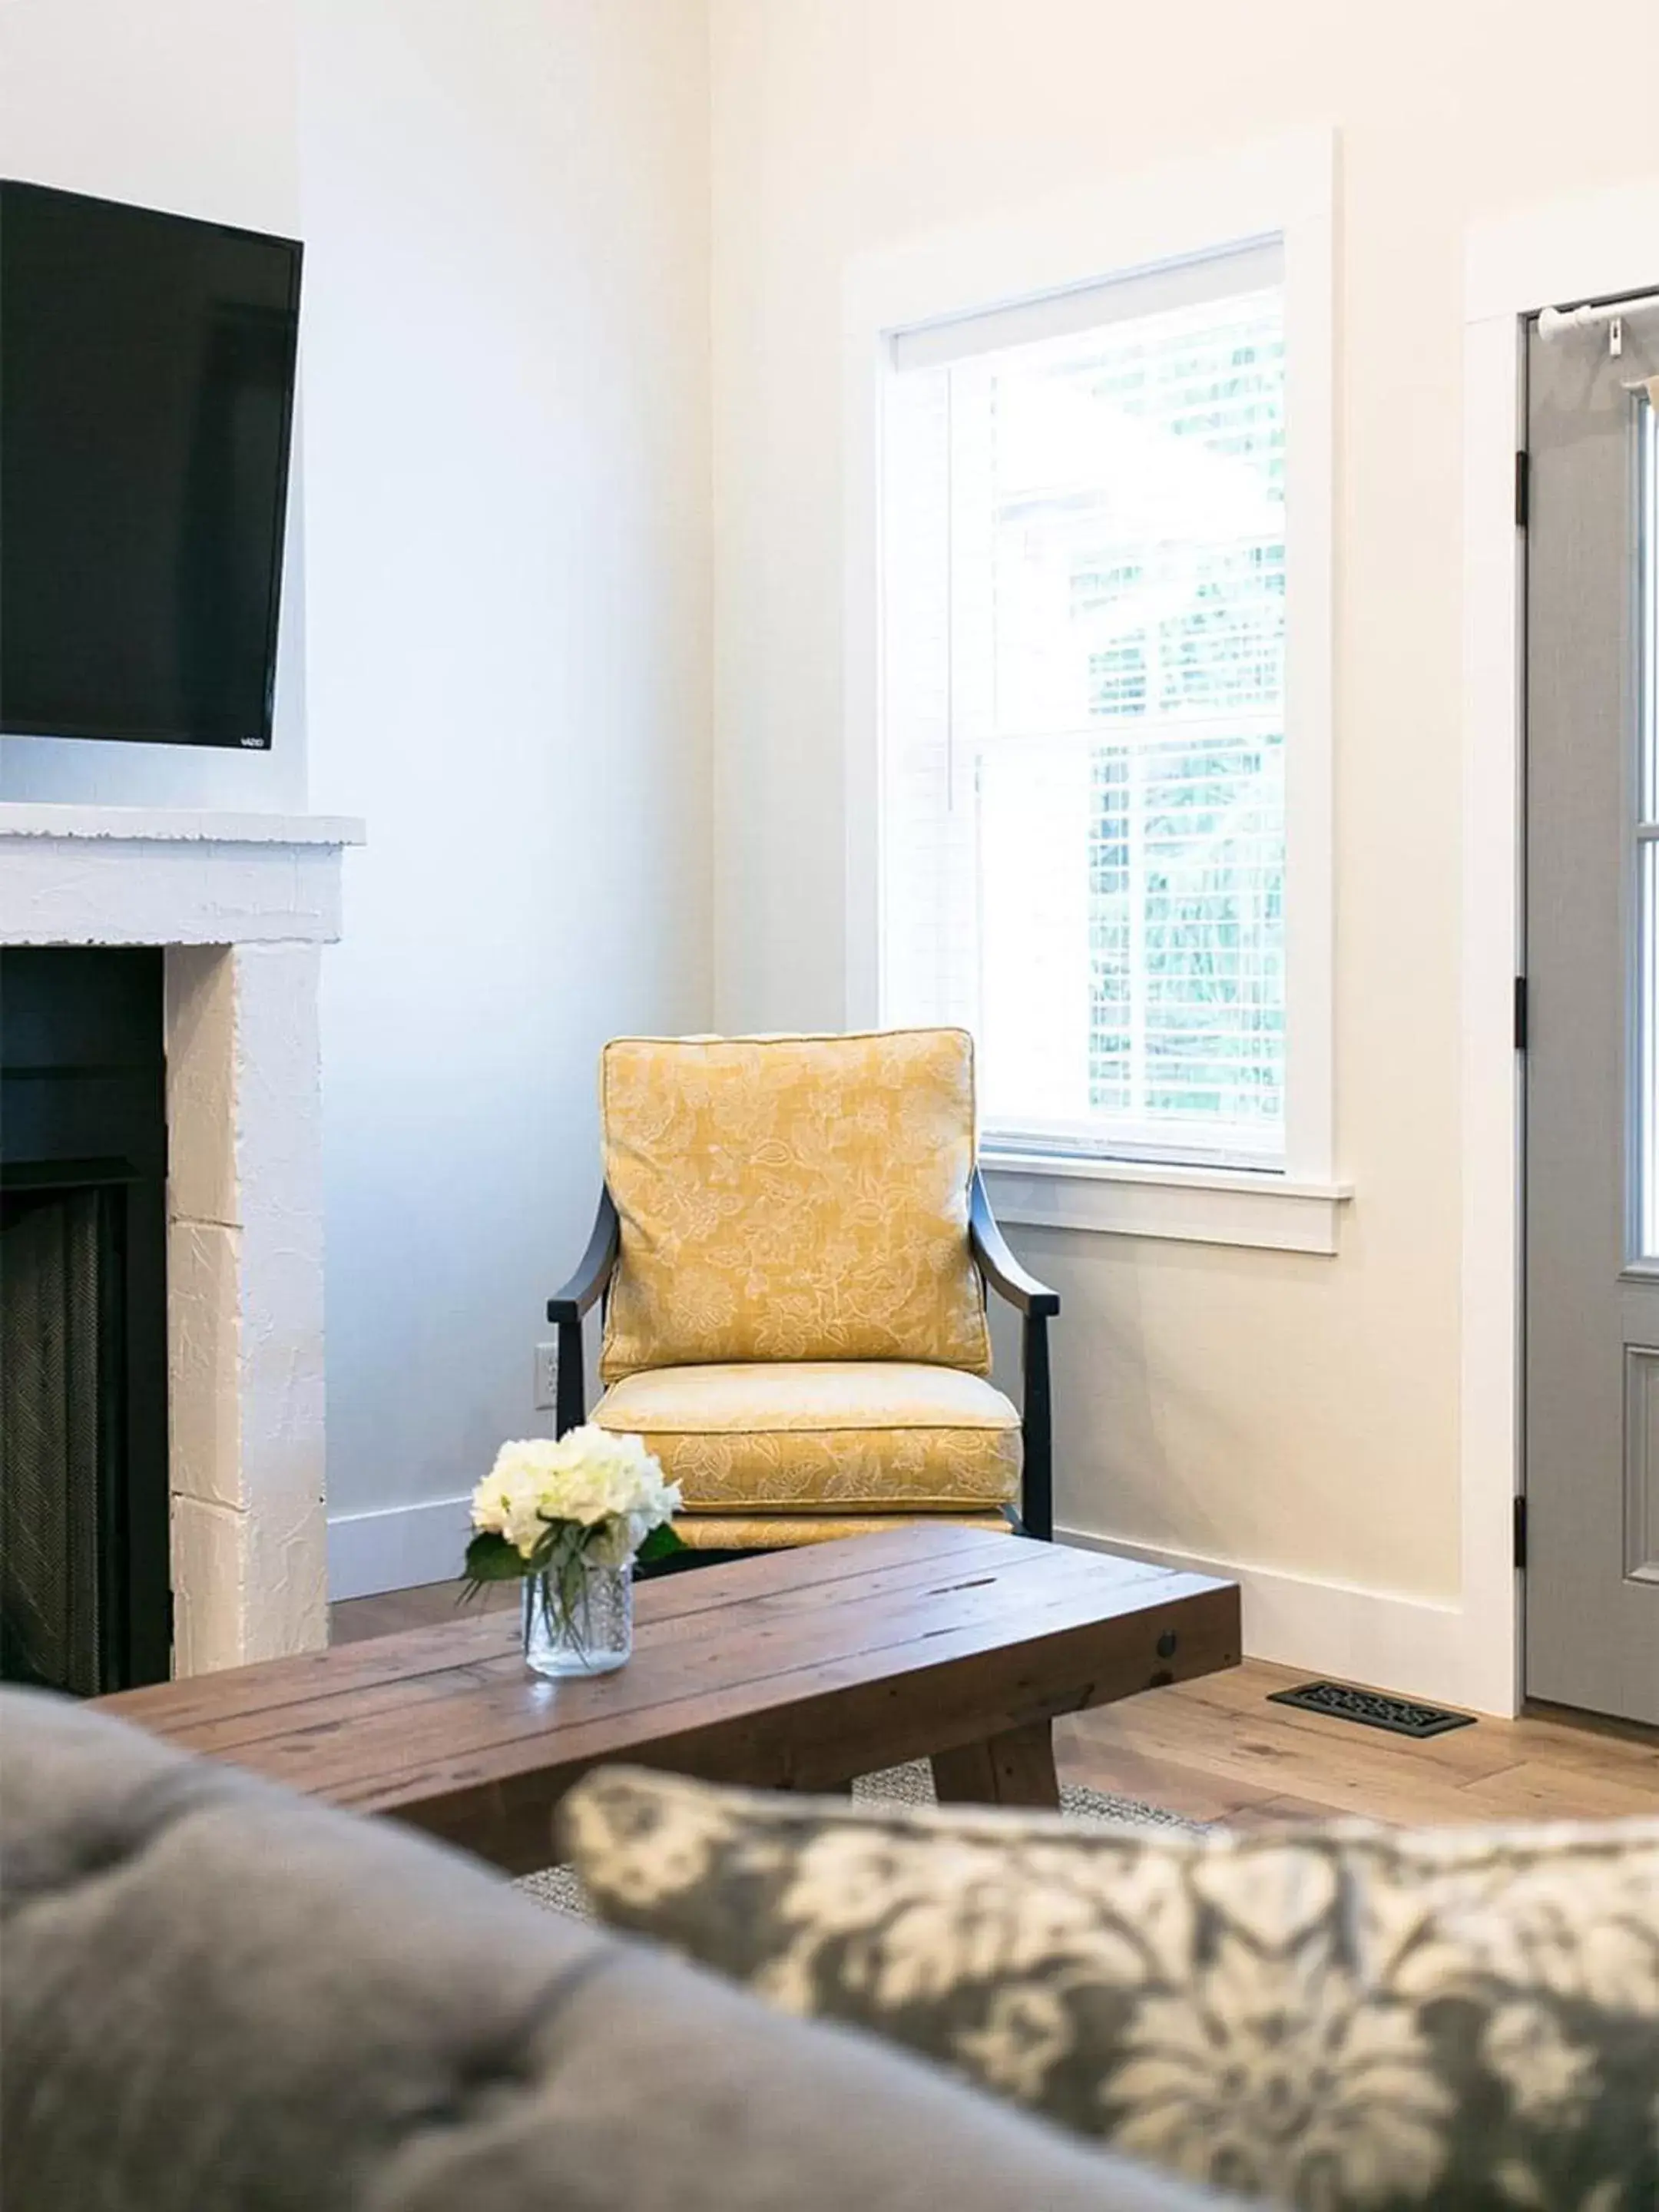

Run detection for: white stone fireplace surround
[[0, 803, 363, 1677]]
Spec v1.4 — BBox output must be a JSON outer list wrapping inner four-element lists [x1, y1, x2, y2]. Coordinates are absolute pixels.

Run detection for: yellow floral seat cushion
[[661, 1512, 1013, 1551], [599, 1030, 991, 1382], [591, 1362, 1022, 1517]]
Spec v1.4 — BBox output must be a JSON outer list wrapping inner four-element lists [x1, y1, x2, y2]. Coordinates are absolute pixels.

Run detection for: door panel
[[1525, 302, 1659, 1725], [1628, 1347, 1659, 1586]]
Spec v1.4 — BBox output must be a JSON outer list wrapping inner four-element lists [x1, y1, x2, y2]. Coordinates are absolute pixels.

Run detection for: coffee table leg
[[930, 1720, 1060, 1810]]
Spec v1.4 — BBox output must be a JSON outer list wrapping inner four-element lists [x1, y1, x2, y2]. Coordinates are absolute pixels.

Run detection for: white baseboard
[[328, 1494, 473, 1602], [1057, 1524, 1498, 1715]]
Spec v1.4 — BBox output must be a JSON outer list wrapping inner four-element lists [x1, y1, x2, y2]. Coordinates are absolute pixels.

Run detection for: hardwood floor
[[1057, 1664, 1659, 1830], [333, 1578, 518, 1644], [331, 1579, 1659, 1830]]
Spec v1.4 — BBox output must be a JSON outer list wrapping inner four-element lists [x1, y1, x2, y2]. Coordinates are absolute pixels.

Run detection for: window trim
[[981, 1148, 1353, 1255], [843, 129, 1340, 1249]]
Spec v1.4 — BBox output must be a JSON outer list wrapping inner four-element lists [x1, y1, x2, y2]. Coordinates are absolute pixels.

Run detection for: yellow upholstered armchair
[[546, 1030, 1058, 1551]]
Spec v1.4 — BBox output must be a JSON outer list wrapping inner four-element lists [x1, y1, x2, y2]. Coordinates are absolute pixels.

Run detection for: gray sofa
[[0, 1686, 1224, 2211]]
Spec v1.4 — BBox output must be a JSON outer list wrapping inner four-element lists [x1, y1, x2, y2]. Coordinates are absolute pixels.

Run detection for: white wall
[[707, 0, 1659, 1701], [300, 0, 710, 1555], [1, 0, 713, 1580]]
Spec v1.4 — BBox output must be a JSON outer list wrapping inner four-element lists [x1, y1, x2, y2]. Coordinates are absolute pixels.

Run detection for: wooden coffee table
[[99, 1524, 1240, 1873]]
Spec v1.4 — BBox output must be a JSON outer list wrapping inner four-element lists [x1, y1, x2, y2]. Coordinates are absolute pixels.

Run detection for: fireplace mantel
[[0, 803, 363, 945], [0, 801, 364, 1677]]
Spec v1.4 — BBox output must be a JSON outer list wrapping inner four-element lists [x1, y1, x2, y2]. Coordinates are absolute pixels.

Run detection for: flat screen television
[[0, 181, 302, 750]]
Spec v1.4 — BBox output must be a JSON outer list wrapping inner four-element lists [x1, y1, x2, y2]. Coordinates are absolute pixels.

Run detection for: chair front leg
[[1020, 1308, 1054, 1541], [554, 1316, 588, 1439]]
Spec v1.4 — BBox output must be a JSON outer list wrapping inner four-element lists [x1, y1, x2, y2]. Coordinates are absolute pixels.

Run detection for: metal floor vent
[[1267, 1680, 1475, 1739]]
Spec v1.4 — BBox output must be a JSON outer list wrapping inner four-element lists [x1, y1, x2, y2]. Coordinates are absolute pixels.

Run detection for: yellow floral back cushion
[[599, 1030, 991, 1381]]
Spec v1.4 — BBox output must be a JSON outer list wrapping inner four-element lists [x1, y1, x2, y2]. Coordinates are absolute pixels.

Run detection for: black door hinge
[[1515, 449, 1529, 528], [1514, 975, 1528, 1050], [165, 1587, 176, 1652], [1512, 1495, 1528, 1571]]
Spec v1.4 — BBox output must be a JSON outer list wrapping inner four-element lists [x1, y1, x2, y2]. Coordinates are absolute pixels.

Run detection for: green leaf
[[462, 1531, 529, 1586], [635, 1521, 687, 1565]]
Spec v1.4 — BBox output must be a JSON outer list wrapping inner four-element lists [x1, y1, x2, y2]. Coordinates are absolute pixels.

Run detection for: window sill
[[980, 1151, 1353, 1255]]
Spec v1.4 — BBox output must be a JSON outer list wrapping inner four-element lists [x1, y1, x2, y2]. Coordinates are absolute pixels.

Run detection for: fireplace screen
[[1, 1187, 118, 1697], [1, 945, 171, 1694]]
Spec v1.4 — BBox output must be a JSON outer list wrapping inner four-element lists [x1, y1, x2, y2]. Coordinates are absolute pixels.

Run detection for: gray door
[[1525, 301, 1659, 1724]]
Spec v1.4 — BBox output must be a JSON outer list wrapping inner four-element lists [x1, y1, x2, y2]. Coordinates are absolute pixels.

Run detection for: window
[[879, 247, 1290, 1170], [847, 138, 1339, 1245]]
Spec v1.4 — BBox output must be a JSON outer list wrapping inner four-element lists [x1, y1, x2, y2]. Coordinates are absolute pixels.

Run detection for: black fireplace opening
[[1, 949, 171, 1694]]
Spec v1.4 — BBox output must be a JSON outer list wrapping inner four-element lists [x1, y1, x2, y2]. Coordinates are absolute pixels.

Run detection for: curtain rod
[[1538, 293, 1659, 340]]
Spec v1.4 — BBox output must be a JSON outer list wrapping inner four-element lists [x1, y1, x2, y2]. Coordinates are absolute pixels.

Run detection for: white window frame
[[844, 130, 1346, 1253]]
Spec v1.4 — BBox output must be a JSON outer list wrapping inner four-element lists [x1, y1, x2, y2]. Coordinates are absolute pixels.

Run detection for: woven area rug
[[516, 1760, 1202, 1919]]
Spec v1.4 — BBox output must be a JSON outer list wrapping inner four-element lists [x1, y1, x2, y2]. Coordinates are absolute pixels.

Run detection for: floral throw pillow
[[559, 1769, 1659, 2211]]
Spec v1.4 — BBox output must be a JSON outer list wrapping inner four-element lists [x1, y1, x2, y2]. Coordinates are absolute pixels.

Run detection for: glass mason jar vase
[[522, 1557, 633, 1678]]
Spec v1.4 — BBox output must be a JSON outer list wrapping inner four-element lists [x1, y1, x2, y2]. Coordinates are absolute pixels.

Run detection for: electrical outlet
[[533, 1340, 558, 1412]]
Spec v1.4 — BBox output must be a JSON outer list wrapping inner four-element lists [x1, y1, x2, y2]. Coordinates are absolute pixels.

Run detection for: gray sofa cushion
[[0, 1686, 1224, 2212], [561, 1764, 1659, 2212]]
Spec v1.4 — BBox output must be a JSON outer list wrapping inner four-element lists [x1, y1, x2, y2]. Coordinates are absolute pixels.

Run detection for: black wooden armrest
[[547, 1188, 619, 1323], [969, 1170, 1058, 1316], [968, 1168, 1058, 1542], [545, 1189, 619, 1435]]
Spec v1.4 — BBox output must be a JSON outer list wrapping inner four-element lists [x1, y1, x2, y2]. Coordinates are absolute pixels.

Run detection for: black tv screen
[[0, 182, 301, 750]]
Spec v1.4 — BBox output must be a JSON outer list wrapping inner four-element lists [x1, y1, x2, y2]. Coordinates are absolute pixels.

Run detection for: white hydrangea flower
[[470, 1428, 680, 1563], [471, 1452, 555, 1558]]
